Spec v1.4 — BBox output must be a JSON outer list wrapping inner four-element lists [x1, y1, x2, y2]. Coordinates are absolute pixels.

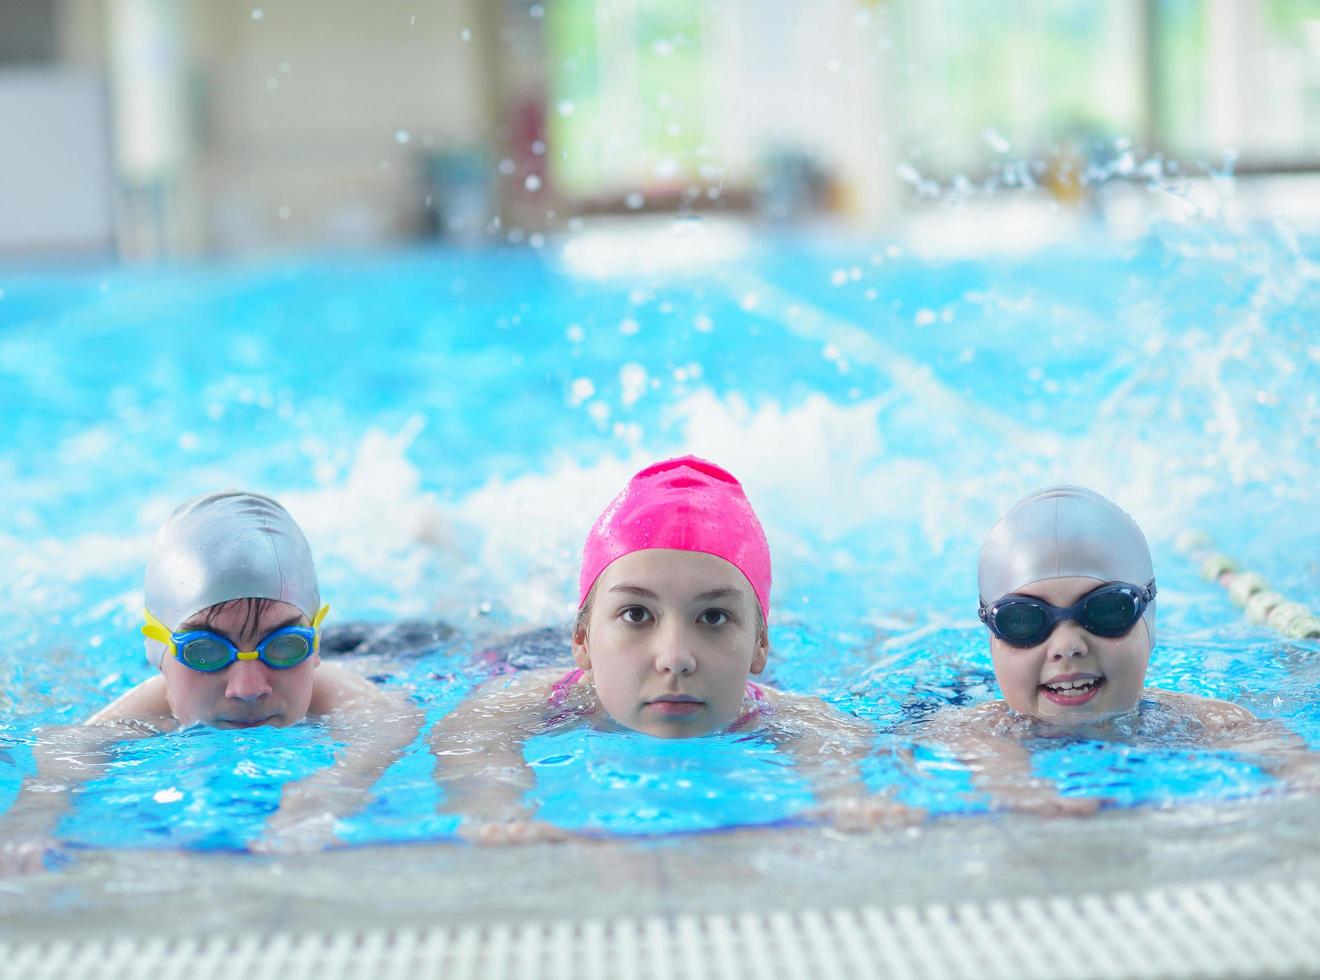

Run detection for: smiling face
[[572, 548, 768, 738], [159, 598, 319, 729], [989, 576, 1152, 724]]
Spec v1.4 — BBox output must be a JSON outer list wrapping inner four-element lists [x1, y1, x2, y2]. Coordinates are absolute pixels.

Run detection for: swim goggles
[[978, 580, 1155, 648], [142, 605, 329, 673]]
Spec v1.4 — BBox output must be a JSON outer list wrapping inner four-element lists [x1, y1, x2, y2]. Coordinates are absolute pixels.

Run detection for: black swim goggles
[[978, 579, 1156, 648]]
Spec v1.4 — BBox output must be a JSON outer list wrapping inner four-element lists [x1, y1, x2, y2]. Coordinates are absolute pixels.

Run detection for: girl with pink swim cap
[[429, 456, 920, 843]]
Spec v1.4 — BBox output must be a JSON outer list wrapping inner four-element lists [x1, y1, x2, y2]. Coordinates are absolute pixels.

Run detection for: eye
[[619, 605, 653, 625], [697, 608, 729, 627]]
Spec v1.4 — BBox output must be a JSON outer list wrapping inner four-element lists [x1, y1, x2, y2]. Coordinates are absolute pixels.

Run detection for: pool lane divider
[[1176, 531, 1320, 639]]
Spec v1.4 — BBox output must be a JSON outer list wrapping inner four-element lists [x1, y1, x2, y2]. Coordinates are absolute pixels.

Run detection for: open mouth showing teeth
[[1042, 678, 1103, 693]]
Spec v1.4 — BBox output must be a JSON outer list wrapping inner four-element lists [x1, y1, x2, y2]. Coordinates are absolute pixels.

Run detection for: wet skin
[[989, 576, 1152, 724], [159, 600, 318, 728], [572, 549, 768, 738]]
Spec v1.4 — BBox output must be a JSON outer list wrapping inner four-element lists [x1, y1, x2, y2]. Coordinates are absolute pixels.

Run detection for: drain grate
[[3, 877, 1318, 979]]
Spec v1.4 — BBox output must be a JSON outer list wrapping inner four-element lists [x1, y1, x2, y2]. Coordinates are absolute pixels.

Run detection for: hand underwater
[[0, 837, 62, 876], [252, 795, 344, 855], [810, 795, 926, 833], [1001, 785, 1105, 817], [460, 818, 571, 846]]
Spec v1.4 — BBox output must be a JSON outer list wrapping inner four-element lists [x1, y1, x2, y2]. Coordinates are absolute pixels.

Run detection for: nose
[[653, 622, 697, 675], [1045, 619, 1090, 661], [225, 660, 274, 701]]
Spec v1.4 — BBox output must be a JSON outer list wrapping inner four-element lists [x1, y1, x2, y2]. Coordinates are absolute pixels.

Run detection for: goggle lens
[[262, 632, 312, 668], [993, 603, 1049, 644], [1083, 589, 1139, 635], [179, 636, 234, 672]]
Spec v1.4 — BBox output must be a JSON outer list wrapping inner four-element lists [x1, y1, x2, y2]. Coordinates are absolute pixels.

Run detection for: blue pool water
[[1, 215, 1317, 851]]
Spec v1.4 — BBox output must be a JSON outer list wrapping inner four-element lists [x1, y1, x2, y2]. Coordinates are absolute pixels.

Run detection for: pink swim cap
[[578, 456, 772, 618]]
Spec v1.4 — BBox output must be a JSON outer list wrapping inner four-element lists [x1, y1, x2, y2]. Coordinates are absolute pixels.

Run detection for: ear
[[571, 623, 591, 670], [749, 630, 769, 675]]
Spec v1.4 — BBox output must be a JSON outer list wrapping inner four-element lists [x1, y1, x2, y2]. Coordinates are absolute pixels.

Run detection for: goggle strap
[[311, 604, 329, 652], [141, 610, 177, 655]]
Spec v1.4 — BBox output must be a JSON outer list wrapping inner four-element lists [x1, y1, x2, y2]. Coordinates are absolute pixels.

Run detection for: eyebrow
[[692, 587, 741, 603], [608, 585, 660, 600], [607, 585, 743, 604]]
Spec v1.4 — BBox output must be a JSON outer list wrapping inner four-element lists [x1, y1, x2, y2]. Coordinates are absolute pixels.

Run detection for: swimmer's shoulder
[[430, 667, 580, 739], [758, 686, 875, 738], [84, 675, 176, 733], [1146, 688, 1258, 733], [757, 685, 832, 716], [308, 660, 408, 715], [927, 699, 1012, 733], [453, 667, 578, 713], [481, 666, 574, 696]]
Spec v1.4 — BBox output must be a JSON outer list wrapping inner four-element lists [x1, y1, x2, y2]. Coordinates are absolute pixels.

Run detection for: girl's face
[[160, 599, 319, 728], [573, 548, 768, 738], [989, 576, 1152, 724]]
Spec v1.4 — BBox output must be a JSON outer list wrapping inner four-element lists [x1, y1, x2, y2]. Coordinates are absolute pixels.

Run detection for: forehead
[[181, 599, 307, 632], [597, 549, 754, 603], [1012, 576, 1107, 605]]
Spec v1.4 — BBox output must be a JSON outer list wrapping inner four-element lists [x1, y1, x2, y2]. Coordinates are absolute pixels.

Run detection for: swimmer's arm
[[0, 722, 151, 874], [256, 664, 424, 854], [923, 703, 1101, 816], [1175, 693, 1320, 792], [428, 669, 568, 841], [767, 691, 923, 831]]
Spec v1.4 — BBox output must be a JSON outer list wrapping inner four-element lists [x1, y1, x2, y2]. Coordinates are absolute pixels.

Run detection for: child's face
[[989, 576, 1151, 723], [573, 548, 768, 738], [160, 600, 319, 728]]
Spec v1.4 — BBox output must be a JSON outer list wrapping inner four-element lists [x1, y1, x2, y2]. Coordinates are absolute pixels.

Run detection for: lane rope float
[[1176, 531, 1320, 639]]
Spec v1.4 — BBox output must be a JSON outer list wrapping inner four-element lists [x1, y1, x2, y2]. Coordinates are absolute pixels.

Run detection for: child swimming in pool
[[430, 456, 918, 841], [0, 491, 421, 871], [928, 484, 1320, 815]]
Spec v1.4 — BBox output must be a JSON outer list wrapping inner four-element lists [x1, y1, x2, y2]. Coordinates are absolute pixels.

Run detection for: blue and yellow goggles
[[143, 605, 329, 673]]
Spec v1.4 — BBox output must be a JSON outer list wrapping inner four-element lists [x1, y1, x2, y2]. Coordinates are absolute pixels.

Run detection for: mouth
[[217, 716, 276, 729], [646, 695, 704, 717], [1038, 675, 1105, 707]]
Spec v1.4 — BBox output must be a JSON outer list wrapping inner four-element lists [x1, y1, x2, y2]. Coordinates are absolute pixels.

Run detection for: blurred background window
[[2, 0, 1318, 259], [888, 0, 1145, 176], [548, 0, 710, 202], [1154, 0, 1320, 168]]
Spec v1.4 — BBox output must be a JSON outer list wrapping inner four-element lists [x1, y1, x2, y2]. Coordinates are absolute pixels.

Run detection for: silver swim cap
[[144, 491, 321, 667], [978, 485, 1155, 645]]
